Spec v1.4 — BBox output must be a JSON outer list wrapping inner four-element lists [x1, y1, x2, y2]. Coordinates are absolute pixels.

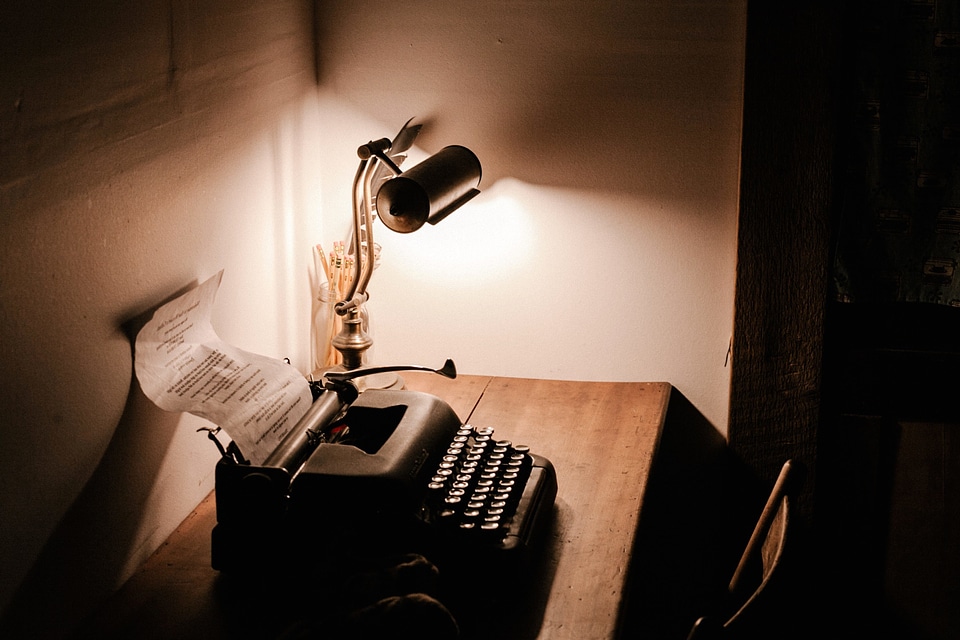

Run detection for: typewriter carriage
[[211, 389, 464, 572]]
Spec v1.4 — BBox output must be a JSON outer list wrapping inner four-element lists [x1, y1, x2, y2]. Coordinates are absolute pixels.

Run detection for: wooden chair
[[686, 459, 806, 640]]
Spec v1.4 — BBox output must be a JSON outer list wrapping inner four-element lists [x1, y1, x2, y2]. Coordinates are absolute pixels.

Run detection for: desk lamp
[[330, 119, 482, 372]]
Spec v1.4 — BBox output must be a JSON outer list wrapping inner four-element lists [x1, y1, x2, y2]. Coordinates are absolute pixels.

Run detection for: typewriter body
[[211, 364, 557, 578]]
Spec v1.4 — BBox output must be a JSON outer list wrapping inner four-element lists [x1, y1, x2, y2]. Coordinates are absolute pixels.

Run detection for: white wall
[[0, 2, 324, 637], [312, 0, 745, 431]]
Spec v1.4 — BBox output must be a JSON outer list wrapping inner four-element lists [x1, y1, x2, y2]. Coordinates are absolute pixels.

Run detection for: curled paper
[[134, 270, 312, 465]]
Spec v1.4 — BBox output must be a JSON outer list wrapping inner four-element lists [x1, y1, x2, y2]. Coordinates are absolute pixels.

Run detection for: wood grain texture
[[458, 378, 670, 639], [74, 376, 671, 640]]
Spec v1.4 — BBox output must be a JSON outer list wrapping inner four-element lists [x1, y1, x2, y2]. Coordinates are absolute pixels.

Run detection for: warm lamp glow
[[378, 185, 533, 286]]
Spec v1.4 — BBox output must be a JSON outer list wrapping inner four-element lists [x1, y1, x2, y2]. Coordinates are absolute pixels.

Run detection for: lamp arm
[[336, 158, 370, 314], [336, 148, 386, 315], [355, 155, 379, 295], [334, 132, 421, 314], [370, 147, 403, 177]]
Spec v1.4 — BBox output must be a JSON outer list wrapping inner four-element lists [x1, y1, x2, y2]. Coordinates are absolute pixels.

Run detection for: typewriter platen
[[210, 360, 558, 579]]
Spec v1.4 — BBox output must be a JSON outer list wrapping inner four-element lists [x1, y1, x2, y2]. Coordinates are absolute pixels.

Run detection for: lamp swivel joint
[[357, 138, 392, 160]]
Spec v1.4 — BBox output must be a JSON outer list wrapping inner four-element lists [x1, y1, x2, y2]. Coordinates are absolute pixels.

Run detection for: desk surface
[[76, 375, 671, 640]]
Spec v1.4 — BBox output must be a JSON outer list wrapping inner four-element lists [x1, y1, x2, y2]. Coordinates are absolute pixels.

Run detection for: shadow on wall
[[0, 0, 317, 635], [0, 307, 187, 640], [0, 0, 314, 208], [313, 0, 746, 202]]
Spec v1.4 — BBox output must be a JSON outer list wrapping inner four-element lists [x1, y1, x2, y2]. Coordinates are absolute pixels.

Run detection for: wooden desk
[[75, 375, 672, 640]]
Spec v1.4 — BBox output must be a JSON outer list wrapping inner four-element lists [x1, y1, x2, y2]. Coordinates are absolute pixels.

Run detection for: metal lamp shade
[[375, 145, 482, 233]]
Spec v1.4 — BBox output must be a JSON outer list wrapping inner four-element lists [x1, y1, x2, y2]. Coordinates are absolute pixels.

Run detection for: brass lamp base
[[328, 307, 403, 390], [330, 307, 371, 370]]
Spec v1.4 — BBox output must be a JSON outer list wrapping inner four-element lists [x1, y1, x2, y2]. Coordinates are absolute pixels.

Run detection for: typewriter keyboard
[[422, 425, 534, 542]]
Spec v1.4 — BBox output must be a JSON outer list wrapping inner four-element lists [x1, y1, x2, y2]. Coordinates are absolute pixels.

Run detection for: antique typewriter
[[210, 360, 558, 580]]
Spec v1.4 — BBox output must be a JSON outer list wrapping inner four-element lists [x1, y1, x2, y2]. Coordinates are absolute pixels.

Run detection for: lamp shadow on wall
[[313, 0, 744, 206]]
